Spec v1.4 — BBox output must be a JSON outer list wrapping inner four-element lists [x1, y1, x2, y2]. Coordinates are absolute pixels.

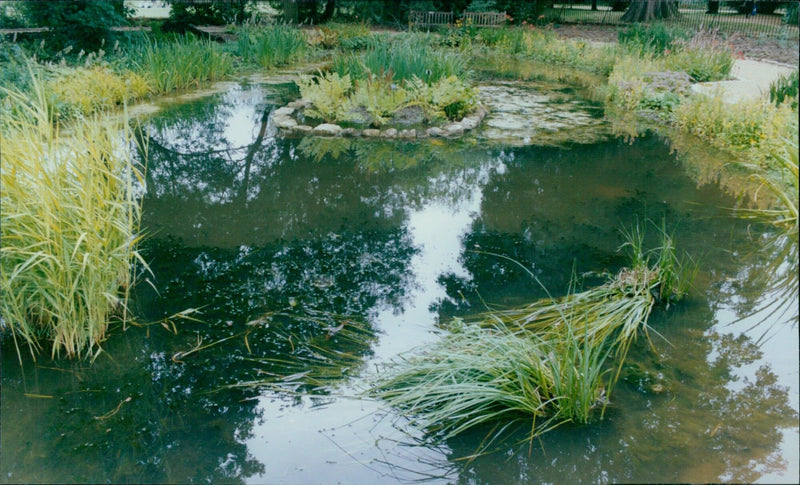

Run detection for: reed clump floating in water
[[0, 65, 145, 360], [371, 224, 694, 443]]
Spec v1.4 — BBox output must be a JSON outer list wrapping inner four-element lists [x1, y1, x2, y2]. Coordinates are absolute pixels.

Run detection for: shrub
[[618, 22, 689, 55], [19, 0, 132, 54], [664, 33, 734, 82], [664, 46, 733, 82], [162, 0, 250, 33], [785, 2, 799, 25], [317, 22, 373, 50], [0, 41, 31, 98]]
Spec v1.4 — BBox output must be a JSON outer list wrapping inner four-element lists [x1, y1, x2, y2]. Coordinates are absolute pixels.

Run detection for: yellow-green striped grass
[[1, 66, 146, 361], [371, 226, 692, 444]]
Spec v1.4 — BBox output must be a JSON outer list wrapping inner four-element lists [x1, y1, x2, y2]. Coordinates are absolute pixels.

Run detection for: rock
[[399, 129, 416, 139], [362, 129, 381, 137], [273, 106, 295, 116], [444, 123, 464, 137], [313, 123, 343, 136], [460, 116, 480, 130], [391, 105, 425, 125], [381, 128, 398, 139], [344, 105, 373, 125], [293, 125, 313, 134], [340, 128, 358, 137], [274, 116, 297, 129], [426, 127, 445, 137]]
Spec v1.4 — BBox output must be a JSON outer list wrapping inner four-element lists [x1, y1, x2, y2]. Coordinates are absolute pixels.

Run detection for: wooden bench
[[462, 11, 507, 27], [409, 11, 454, 29]]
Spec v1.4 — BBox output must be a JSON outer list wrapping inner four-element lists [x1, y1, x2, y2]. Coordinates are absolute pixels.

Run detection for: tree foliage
[[163, 0, 251, 33], [20, 0, 131, 53]]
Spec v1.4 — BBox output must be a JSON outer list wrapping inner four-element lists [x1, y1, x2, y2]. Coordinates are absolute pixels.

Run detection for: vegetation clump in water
[[371, 224, 694, 444]]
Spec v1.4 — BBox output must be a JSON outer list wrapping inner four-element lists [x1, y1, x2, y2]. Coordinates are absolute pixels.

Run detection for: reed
[[235, 23, 307, 69], [131, 36, 233, 94], [0, 66, 145, 360], [371, 225, 692, 443], [332, 36, 470, 85]]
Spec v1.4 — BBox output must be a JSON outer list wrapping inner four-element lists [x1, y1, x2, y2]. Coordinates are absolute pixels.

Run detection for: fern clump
[[296, 70, 479, 127], [296, 71, 352, 123]]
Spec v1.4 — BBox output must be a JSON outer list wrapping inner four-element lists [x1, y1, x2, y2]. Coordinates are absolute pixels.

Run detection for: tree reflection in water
[[2, 79, 797, 484]]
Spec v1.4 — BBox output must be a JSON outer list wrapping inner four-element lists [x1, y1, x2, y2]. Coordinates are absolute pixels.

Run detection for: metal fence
[[546, 1, 799, 39]]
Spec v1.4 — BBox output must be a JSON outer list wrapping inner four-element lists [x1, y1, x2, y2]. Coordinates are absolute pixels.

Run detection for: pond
[[2, 64, 798, 484]]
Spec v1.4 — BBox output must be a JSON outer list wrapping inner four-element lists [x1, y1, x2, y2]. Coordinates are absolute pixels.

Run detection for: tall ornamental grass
[[45, 65, 152, 120], [131, 36, 234, 94], [332, 36, 470, 84], [235, 23, 308, 68], [371, 226, 693, 444], [0, 68, 145, 360]]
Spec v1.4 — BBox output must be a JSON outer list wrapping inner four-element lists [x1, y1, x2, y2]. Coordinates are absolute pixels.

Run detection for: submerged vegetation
[[0, 69, 145, 360], [371, 225, 695, 444]]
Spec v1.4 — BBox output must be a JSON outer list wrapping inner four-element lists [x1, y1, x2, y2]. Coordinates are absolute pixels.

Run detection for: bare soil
[[551, 24, 799, 66]]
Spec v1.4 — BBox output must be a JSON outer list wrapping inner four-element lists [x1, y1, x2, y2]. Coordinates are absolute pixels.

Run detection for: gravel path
[[691, 58, 796, 102]]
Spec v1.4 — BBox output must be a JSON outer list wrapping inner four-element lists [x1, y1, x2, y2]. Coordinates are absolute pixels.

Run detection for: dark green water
[[2, 77, 797, 484]]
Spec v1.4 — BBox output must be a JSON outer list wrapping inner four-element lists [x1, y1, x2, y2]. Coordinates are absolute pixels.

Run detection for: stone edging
[[272, 99, 489, 139]]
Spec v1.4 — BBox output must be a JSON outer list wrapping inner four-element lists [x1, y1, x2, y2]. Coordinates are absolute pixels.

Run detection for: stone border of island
[[271, 99, 489, 139]]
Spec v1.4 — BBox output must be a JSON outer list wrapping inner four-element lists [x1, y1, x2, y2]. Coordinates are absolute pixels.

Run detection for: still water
[[2, 71, 797, 484]]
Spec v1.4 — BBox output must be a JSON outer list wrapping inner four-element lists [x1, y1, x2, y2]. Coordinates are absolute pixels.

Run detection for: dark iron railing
[[546, 1, 799, 39]]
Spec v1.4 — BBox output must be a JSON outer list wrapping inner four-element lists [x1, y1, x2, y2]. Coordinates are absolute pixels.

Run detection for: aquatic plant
[[484, 28, 617, 76], [332, 36, 470, 85], [371, 224, 693, 444], [296, 71, 353, 123], [131, 36, 233, 94], [235, 22, 307, 68], [673, 93, 797, 173], [0, 67, 145, 360], [45, 65, 151, 120], [219, 308, 375, 393], [769, 69, 799, 110]]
